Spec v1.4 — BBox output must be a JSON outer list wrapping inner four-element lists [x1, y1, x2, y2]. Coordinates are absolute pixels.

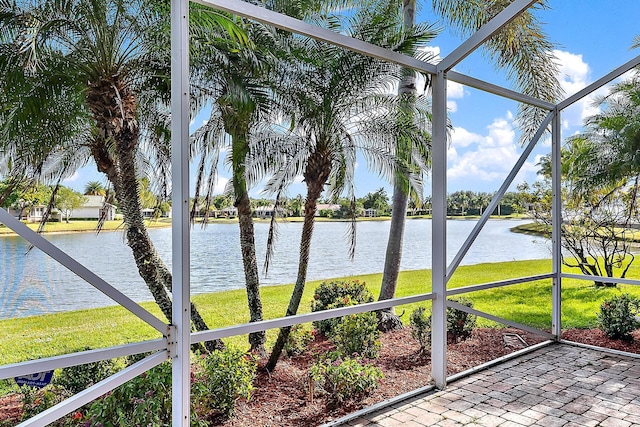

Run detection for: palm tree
[[84, 181, 107, 196], [377, 0, 563, 325], [265, 2, 436, 370], [0, 0, 243, 350]]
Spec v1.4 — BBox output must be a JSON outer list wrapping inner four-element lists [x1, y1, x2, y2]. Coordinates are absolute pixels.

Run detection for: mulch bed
[[3, 328, 639, 426]]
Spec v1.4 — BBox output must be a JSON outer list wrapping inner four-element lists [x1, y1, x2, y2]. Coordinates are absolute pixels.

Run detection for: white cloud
[[62, 172, 80, 183], [553, 49, 602, 129], [214, 176, 230, 194], [448, 113, 536, 182]]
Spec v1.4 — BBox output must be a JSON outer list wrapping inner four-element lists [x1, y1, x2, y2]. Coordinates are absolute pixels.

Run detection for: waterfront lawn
[[3, 258, 640, 365], [0, 219, 171, 235]]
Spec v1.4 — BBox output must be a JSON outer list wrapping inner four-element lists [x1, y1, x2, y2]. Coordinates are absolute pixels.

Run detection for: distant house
[[142, 207, 172, 219], [254, 205, 292, 219], [74, 195, 117, 220], [9, 205, 62, 222], [313, 203, 341, 217], [220, 206, 238, 218], [363, 208, 378, 217]]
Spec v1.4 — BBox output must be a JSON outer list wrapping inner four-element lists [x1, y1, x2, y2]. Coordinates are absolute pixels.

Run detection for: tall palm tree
[[378, 0, 563, 326], [0, 0, 243, 350], [265, 2, 436, 370]]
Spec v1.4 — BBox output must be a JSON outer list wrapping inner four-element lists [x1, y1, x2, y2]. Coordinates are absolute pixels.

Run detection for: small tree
[[55, 187, 88, 223]]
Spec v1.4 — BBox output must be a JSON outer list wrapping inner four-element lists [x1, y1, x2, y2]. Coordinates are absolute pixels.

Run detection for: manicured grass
[[0, 219, 172, 235], [3, 258, 640, 365]]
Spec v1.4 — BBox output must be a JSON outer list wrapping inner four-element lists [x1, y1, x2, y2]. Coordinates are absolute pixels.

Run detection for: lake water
[[0, 219, 551, 319]]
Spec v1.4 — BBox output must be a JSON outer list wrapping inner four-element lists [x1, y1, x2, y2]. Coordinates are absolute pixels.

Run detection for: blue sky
[[62, 0, 640, 200]]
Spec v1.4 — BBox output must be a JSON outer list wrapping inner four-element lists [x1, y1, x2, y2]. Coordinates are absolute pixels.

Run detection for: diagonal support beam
[[18, 351, 167, 427], [195, 0, 437, 75], [557, 54, 640, 111], [438, 0, 537, 72], [0, 208, 167, 333], [446, 111, 554, 280]]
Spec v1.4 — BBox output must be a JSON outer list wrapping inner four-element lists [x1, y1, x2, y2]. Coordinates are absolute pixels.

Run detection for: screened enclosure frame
[[2, 0, 640, 425]]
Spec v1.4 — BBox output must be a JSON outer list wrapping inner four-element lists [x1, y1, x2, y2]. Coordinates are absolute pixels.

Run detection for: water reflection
[[0, 219, 550, 319]]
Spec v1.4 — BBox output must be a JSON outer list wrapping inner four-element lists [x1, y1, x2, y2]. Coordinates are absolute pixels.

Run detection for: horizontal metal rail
[[18, 351, 167, 427], [0, 338, 166, 380], [561, 273, 640, 287], [447, 71, 555, 110], [0, 208, 167, 334], [447, 299, 555, 340], [447, 273, 554, 296], [191, 292, 435, 344]]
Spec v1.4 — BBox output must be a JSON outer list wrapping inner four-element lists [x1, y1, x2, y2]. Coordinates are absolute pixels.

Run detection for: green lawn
[[0, 219, 172, 235], [2, 258, 640, 365]]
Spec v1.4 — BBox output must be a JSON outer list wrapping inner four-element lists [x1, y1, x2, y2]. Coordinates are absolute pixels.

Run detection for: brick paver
[[334, 344, 640, 426]]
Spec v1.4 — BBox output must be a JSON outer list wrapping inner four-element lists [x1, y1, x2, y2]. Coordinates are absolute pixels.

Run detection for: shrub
[[86, 362, 175, 427], [598, 294, 640, 341], [329, 312, 381, 359], [310, 356, 383, 406], [447, 297, 477, 342], [409, 306, 432, 353], [54, 355, 119, 394], [194, 347, 256, 419], [20, 385, 73, 424], [311, 279, 373, 334], [284, 324, 314, 357]]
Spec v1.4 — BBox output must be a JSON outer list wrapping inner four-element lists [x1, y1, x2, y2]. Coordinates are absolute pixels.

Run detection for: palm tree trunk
[[266, 177, 325, 371], [232, 131, 266, 354], [87, 77, 223, 351], [377, 0, 416, 332], [378, 179, 408, 331]]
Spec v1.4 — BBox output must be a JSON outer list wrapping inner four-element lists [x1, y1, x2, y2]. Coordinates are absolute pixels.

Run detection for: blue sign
[[14, 370, 54, 388]]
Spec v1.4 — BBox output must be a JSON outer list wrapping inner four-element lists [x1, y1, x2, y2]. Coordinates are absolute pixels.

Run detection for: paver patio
[[342, 344, 640, 427]]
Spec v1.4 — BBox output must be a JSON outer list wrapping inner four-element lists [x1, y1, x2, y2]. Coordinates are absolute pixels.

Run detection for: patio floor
[[343, 343, 640, 427]]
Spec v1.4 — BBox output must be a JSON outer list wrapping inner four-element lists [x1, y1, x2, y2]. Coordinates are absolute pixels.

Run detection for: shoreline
[[0, 214, 527, 237]]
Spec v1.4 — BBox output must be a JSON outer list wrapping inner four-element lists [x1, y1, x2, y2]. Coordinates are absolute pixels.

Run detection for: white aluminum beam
[[448, 71, 554, 110], [195, 0, 437, 75], [0, 208, 166, 333], [558, 54, 640, 111], [18, 351, 167, 427], [171, 0, 191, 424], [446, 273, 554, 297], [0, 339, 165, 380], [191, 292, 436, 344], [447, 111, 554, 279], [551, 110, 562, 339], [431, 70, 448, 389], [447, 300, 555, 340], [438, 0, 537, 72]]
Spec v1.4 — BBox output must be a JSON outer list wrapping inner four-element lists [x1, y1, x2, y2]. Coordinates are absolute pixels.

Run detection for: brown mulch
[[3, 328, 639, 426]]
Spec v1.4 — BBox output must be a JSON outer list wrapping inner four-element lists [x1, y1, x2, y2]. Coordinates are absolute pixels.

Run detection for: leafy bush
[[194, 347, 256, 419], [329, 312, 381, 359], [20, 385, 73, 424], [310, 356, 383, 406], [86, 362, 175, 427], [54, 355, 119, 394], [284, 324, 314, 357], [311, 279, 373, 334], [409, 306, 432, 353], [447, 298, 477, 342], [598, 294, 640, 341]]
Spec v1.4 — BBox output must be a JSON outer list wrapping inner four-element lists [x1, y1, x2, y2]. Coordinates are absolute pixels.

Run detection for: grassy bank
[[0, 219, 172, 235], [3, 258, 640, 365]]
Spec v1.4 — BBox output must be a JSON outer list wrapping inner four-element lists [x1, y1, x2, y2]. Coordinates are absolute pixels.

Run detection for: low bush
[[310, 356, 383, 406], [194, 347, 256, 419], [284, 324, 315, 357], [20, 385, 73, 425], [447, 297, 477, 342], [598, 293, 640, 341], [54, 354, 119, 394], [311, 279, 373, 334], [330, 312, 381, 359], [409, 306, 431, 353]]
